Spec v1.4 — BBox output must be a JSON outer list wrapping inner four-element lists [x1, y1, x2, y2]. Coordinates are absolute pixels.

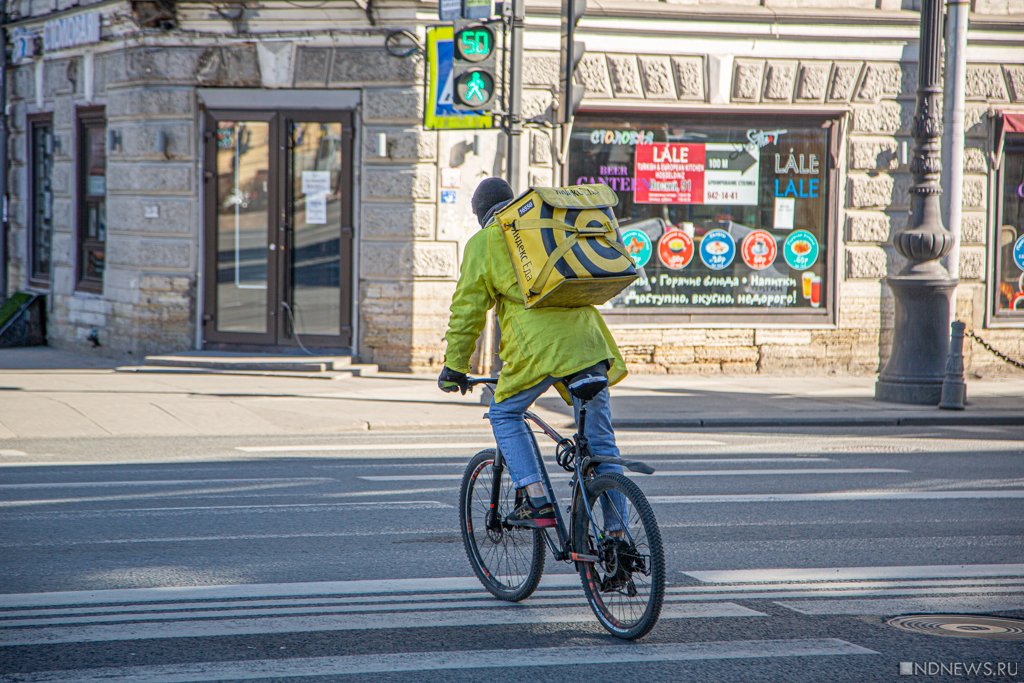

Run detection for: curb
[[614, 414, 1024, 429]]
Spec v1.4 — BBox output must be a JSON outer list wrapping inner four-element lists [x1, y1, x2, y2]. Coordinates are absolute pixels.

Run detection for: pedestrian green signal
[[455, 69, 495, 107], [451, 20, 497, 112]]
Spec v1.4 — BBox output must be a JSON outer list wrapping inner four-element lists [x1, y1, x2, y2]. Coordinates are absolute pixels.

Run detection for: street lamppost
[[875, 0, 958, 405]]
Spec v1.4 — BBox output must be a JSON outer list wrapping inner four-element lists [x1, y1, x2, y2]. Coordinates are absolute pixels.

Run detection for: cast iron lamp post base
[[875, 276, 957, 405]]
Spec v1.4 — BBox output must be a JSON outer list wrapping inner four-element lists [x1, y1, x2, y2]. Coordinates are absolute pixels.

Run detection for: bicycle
[[458, 375, 666, 640]]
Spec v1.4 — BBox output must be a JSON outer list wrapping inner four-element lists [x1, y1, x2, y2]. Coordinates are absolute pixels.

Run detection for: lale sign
[[43, 12, 101, 52]]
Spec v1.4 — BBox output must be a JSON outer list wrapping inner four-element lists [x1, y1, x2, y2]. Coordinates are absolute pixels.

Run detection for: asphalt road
[[0, 425, 1022, 682]]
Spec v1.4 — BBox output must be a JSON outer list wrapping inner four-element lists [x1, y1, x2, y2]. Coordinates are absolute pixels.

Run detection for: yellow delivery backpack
[[494, 184, 638, 309]]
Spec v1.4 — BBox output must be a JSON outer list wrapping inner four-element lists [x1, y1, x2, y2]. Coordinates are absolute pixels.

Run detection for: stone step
[[140, 352, 355, 373], [115, 363, 379, 379]]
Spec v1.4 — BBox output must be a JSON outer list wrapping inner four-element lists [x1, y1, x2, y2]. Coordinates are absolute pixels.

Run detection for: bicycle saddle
[[566, 369, 609, 402]]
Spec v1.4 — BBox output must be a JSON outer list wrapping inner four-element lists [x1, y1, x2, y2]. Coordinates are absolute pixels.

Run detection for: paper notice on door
[[306, 194, 327, 225], [301, 171, 331, 196], [773, 197, 795, 230]]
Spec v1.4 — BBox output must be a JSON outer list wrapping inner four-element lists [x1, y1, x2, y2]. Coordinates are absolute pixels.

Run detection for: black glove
[[438, 366, 469, 395]]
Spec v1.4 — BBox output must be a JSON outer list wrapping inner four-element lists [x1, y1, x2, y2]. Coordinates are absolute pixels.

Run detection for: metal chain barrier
[[965, 330, 1024, 371]]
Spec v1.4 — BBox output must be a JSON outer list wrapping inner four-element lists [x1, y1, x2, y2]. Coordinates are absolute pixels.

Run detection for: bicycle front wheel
[[460, 449, 545, 602], [574, 472, 665, 639]]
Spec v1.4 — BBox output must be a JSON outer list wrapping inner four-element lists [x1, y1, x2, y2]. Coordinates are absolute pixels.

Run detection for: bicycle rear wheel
[[460, 449, 545, 601], [574, 472, 665, 639]]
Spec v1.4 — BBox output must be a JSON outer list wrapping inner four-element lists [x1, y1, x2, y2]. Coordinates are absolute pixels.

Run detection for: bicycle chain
[[966, 330, 1024, 371]]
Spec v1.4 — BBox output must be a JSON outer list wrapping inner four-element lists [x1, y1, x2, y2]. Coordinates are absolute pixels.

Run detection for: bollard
[[939, 320, 967, 410]]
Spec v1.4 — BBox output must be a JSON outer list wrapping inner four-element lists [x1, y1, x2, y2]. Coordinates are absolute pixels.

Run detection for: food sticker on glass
[[658, 229, 694, 270], [699, 229, 736, 271], [622, 228, 653, 268], [741, 230, 778, 270], [783, 230, 819, 270], [1014, 234, 1024, 271]]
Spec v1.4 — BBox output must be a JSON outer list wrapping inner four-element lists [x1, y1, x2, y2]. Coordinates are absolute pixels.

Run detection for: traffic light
[[452, 21, 497, 111], [558, 0, 586, 124]]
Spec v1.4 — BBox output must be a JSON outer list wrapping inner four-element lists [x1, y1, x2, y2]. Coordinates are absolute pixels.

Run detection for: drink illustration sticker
[[783, 229, 819, 270], [699, 229, 736, 271], [740, 230, 778, 270], [657, 229, 695, 270], [622, 228, 653, 268]]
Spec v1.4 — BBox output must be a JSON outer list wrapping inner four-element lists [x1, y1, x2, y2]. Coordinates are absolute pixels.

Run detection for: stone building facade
[[2, 0, 1023, 377]]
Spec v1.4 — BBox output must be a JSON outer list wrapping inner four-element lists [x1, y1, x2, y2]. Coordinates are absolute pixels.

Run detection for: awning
[[1002, 112, 1024, 134]]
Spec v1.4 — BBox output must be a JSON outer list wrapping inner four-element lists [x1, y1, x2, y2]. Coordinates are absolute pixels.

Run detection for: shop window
[[27, 115, 54, 288], [76, 108, 106, 293], [568, 113, 837, 321], [994, 132, 1024, 318]]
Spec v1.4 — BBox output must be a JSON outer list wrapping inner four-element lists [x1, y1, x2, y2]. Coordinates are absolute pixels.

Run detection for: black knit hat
[[472, 177, 515, 226]]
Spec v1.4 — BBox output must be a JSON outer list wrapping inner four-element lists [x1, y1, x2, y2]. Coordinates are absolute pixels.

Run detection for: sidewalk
[[0, 347, 1020, 440]]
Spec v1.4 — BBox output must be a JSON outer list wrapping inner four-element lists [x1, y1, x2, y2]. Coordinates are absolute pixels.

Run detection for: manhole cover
[[887, 614, 1024, 641]]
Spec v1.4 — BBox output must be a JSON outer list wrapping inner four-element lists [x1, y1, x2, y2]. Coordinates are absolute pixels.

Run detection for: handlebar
[[467, 377, 499, 387]]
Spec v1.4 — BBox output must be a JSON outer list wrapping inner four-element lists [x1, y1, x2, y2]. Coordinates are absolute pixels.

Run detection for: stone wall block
[[362, 167, 434, 202], [962, 176, 986, 210], [12, 65, 35, 101], [960, 212, 985, 244], [849, 174, 894, 209], [899, 62, 919, 96], [958, 246, 986, 280], [852, 102, 903, 134], [107, 47, 204, 85], [362, 203, 435, 240], [360, 241, 455, 279], [846, 211, 894, 243], [964, 104, 991, 139], [107, 197, 195, 235], [828, 62, 863, 102], [44, 58, 80, 97], [763, 61, 796, 101], [607, 55, 643, 97], [522, 90, 554, 119], [363, 88, 423, 123], [753, 329, 813, 345], [671, 56, 704, 101], [850, 138, 899, 170], [108, 237, 191, 269], [531, 129, 552, 165], [965, 64, 1009, 101], [855, 62, 902, 102], [108, 87, 194, 119], [50, 164, 71, 194], [294, 47, 332, 87], [963, 147, 988, 173], [195, 46, 262, 87], [523, 53, 559, 87], [363, 127, 436, 162], [846, 246, 888, 279], [107, 163, 193, 194], [528, 168, 554, 188], [53, 96, 74, 130], [732, 59, 764, 101], [411, 243, 457, 278], [111, 122, 194, 161], [576, 54, 612, 98], [638, 56, 676, 99], [1004, 65, 1024, 102], [331, 48, 422, 85], [796, 62, 830, 101]]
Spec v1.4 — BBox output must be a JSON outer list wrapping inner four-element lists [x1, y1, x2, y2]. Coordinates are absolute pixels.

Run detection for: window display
[[995, 133, 1024, 317], [569, 115, 834, 315]]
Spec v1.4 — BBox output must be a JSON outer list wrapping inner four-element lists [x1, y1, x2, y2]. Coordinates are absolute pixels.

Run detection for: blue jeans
[[489, 378, 627, 529]]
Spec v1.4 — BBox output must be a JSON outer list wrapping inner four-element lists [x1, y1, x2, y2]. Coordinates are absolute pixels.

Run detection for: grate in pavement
[[887, 614, 1024, 641]]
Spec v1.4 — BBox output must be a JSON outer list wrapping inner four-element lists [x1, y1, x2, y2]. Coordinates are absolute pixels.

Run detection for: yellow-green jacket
[[443, 220, 627, 404]]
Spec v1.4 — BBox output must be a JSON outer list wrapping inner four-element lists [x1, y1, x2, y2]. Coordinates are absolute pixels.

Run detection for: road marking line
[[0, 478, 331, 490], [0, 480, 336, 508], [648, 490, 1024, 504], [685, 563, 1024, 583], [777, 596, 1024, 616], [360, 468, 909, 482], [5, 585, 1023, 629], [314, 457, 835, 469], [4, 580, 1022, 621], [0, 602, 765, 646], [234, 439, 727, 453], [0, 449, 27, 456], [0, 639, 876, 680], [0, 500, 450, 517]]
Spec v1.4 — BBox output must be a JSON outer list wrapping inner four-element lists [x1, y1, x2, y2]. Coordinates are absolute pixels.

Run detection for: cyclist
[[438, 177, 628, 529]]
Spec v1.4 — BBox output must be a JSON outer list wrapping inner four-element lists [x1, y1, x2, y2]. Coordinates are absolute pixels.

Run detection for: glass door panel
[[214, 120, 271, 334], [289, 121, 344, 336]]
